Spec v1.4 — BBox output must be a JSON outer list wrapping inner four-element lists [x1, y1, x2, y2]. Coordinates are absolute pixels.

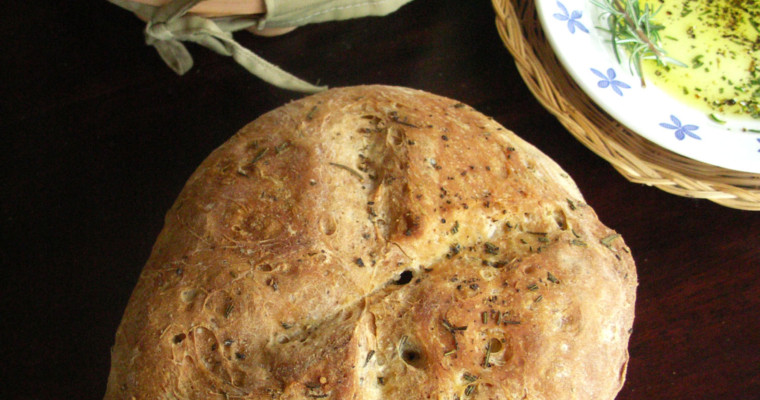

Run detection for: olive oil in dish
[[641, 0, 759, 121]]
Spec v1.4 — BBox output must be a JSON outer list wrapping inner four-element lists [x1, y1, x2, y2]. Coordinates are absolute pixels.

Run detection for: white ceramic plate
[[534, 0, 760, 173]]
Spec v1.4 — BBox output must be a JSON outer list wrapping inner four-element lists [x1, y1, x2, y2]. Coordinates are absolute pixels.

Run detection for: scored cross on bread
[[105, 85, 636, 400]]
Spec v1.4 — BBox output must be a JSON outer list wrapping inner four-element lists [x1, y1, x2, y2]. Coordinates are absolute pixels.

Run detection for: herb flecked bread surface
[[105, 85, 637, 399]]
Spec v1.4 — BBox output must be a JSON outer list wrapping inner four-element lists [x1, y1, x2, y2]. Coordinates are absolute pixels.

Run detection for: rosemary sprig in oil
[[591, 0, 686, 86]]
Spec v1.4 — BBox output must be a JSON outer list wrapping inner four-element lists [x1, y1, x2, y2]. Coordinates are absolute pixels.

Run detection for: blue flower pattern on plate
[[553, 1, 589, 34], [539, 0, 758, 172], [591, 68, 631, 96], [659, 115, 701, 140]]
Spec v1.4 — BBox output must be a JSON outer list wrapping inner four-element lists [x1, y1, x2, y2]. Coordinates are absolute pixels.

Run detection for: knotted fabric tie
[[109, 0, 327, 93]]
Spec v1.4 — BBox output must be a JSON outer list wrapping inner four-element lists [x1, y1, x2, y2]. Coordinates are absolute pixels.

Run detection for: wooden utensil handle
[[127, 0, 266, 17]]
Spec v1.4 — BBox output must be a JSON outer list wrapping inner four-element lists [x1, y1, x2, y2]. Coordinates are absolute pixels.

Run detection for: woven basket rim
[[491, 0, 760, 210]]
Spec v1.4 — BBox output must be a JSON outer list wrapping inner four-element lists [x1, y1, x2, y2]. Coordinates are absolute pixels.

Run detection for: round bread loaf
[[105, 85, 637, 399]]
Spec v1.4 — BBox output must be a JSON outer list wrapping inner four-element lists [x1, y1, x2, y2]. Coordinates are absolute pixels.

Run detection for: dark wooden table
[[3, 1, 759, 399]]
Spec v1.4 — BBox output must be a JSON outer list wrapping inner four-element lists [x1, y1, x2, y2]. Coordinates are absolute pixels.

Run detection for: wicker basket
[[492, 0, 760, 210]]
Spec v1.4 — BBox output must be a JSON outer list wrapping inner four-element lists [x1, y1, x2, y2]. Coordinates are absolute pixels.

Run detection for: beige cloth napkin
[[110, 0, 412, 92]]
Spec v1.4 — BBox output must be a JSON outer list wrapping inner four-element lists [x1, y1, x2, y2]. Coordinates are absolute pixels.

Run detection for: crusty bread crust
[[105, 85, 636, 400]]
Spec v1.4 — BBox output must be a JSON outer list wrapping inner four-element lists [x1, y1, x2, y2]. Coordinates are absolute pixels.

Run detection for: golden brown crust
[[105, 85, 636, 400]]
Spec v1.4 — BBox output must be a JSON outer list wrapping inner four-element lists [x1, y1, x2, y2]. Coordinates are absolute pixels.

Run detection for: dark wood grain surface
[[2, 1, 759, 399]]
